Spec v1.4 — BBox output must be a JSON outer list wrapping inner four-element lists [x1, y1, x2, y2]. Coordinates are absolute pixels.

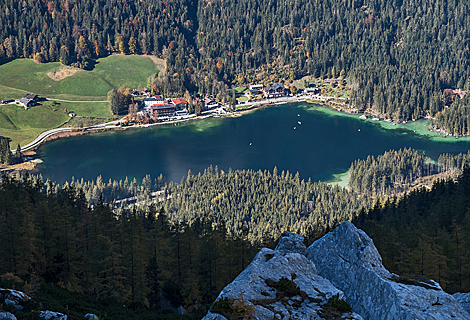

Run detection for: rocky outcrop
[[0, 288, 30, 311], [202, 231, 362, 320], [38, 311, 67, 320], [454, 292, 470, 314], [308, 221, 470, 320], [0, 288, 70, 320], [0, 312, 17, 320]]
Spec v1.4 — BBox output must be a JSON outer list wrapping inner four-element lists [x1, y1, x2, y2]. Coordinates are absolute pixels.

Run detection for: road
[[11, 94, 350, 153]]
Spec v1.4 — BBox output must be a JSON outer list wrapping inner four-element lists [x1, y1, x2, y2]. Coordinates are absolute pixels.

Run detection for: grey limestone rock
[[275, 231, 307, 256], [0, 288, 30, 311], [202, 231, 362, 320], [454, 292, 470, 314], [0, 312, 17, 320], [308, 221, 470, 320], [39, 311, 67, 320]]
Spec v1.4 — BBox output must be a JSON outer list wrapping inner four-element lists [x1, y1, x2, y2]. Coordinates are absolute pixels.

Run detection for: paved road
[[12, 119, 124, 153], [12, 94, 350, 153], [12, 127, 72, 153]]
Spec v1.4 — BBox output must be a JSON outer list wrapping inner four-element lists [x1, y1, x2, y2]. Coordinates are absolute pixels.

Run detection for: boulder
[[275, 231, 308, 256], [202, 231, 362, 320], [308, 221, 470, 320], [0, 288, 30, 310], [0, 312, 17, 320], [39, 311, 67, 320], [453, 292, 470, 314]]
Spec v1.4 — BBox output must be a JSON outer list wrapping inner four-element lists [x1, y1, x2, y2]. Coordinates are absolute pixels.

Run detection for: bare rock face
[[453, 292, 470, 314], [202, 231, 362, 320], [307, 221, 470, 320], [0, 288, 30, 311], [0, 312, 17, 320], [38, 311, 67, 320]]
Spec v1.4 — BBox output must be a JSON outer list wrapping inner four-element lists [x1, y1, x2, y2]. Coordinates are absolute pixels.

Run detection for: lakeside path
[[23, 92, 447, 154], [13, 95, 322, 152]]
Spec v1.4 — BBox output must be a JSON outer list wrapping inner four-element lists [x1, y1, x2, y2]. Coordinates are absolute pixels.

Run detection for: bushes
[[210, 296, 255, 320], [327, 294, 352, 313], [265, 277, 301, 297]]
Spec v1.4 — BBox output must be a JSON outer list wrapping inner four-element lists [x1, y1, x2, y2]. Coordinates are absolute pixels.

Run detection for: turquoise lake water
[[36, 103, 470, 185]]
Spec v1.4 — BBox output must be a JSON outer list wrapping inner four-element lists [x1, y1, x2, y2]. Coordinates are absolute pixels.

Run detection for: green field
[[0, 55, 158, 147], [0, 102, 70, 147]]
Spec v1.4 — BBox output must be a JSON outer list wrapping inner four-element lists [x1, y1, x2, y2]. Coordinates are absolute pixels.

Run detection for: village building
[[143, 97, 165, 107], [16, 93, 39, 110], [444, 88, 467, 100], [249, 84, 264, 90], [304, 87, 320, 95], [263, 84, 286, 98], [171, 98, 188, 109], [151, 104, 176, 118], [203, 98, 220, 109], [323, 79, 341, 85]]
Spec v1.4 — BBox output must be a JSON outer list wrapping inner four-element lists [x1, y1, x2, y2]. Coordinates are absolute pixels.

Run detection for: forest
[[1, 148, 470, 317], [2, 0, 470, 132], [0, 174, 261, 319], [354, 165, 470, 293]]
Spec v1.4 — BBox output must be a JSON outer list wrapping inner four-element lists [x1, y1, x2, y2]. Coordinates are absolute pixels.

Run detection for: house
[[249, 89, 262, 95], [304, 88, 320, 95], [263, 83, 286, 98], [171, 98, 188, 109], [151, 104, 176, 118], [444, 88, 467, 100], [323, 79, 341, 85], [16, 93, 39, 110], [203, 98, 220, 109], [143, 97, 165, 108], [453, 89, 467, 99], [17, 98, 35, 109], [24, 93, 38, 101], [249, 84, 264, 90]]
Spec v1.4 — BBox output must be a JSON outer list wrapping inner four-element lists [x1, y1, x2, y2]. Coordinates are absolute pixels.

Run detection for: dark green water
[[37, 103, 470, 184]]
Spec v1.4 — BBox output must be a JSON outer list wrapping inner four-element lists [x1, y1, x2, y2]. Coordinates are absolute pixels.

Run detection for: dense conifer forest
[[2, 0, 470, 131], [0, 174, 261, 318], [1, 147, 470, 316], [354, 166, 470, 293]]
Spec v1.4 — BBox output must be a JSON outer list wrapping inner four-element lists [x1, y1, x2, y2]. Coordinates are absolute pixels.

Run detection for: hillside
[[0, 55, 158, 146], [1, 0, 470, 132]]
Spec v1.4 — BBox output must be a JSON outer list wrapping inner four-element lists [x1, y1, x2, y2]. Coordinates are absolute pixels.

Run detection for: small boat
[[358, 129, 361, 131], [249, 142, 252, 145], [297, 114, 300, 117], [294, 127, 297, 130], [298, 121, 302, 125]]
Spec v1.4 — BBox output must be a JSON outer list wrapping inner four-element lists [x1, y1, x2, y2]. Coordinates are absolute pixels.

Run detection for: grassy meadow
[[0, 55, 159, 146]]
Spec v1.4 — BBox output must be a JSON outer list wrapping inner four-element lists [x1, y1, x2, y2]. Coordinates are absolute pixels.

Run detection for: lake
[[37, 103, 470, 185]]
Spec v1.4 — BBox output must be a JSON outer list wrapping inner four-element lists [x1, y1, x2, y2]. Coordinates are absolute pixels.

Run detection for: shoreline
[[23, 95, 470, 157]]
